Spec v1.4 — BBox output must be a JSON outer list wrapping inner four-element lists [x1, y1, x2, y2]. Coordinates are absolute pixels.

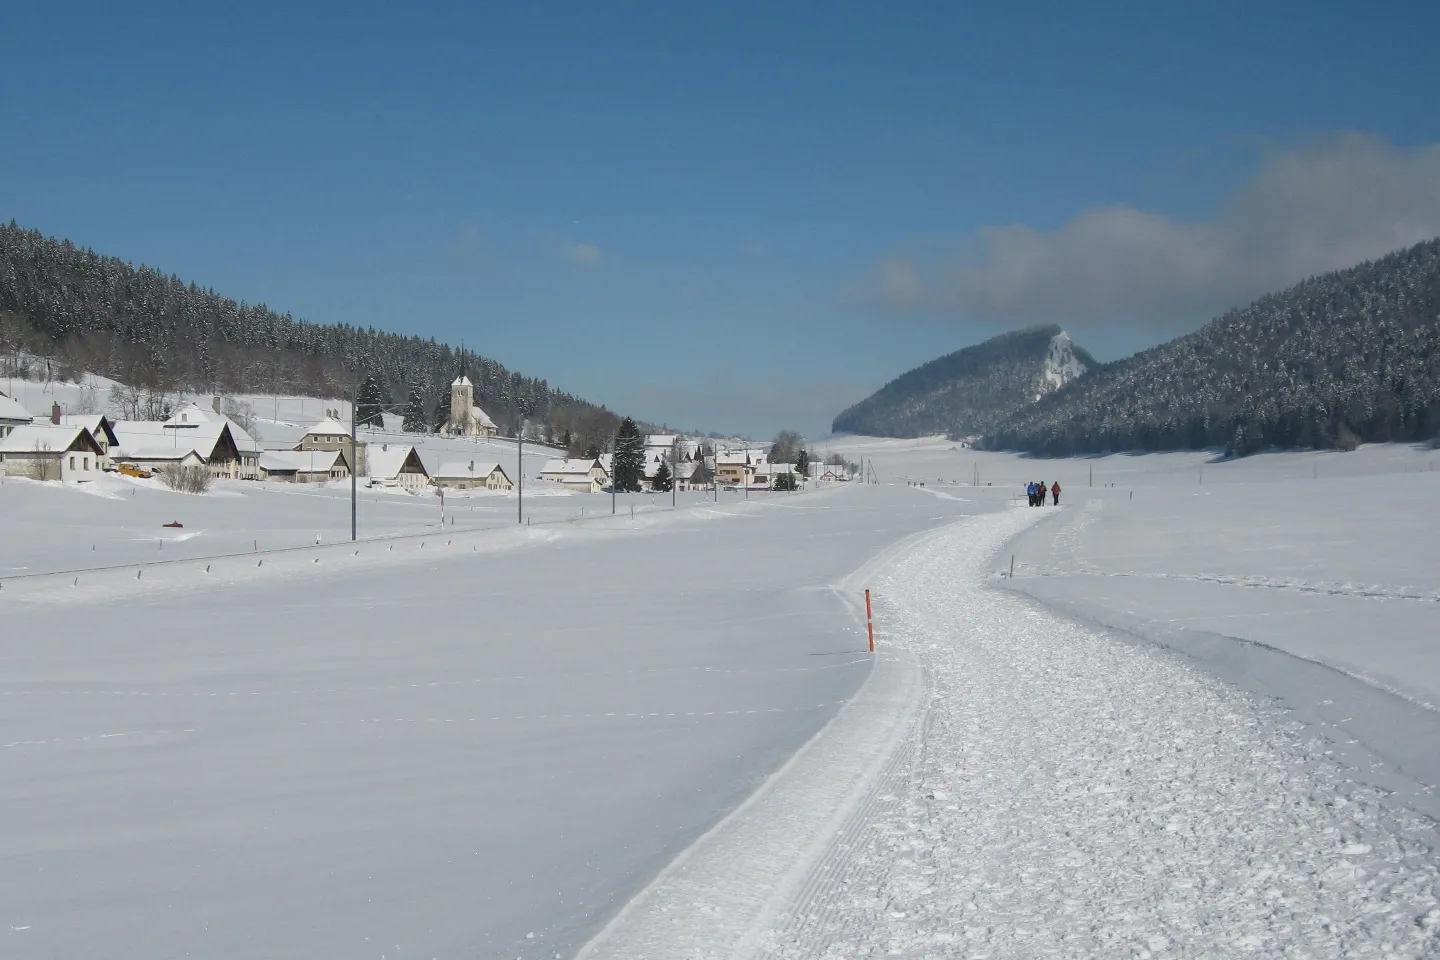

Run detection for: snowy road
[[749, 508, 1440, 958]]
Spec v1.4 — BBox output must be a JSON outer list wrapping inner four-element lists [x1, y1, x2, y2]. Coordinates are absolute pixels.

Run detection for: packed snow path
[[757, 508, 1440, 958], [584, 506, 1440, 958]]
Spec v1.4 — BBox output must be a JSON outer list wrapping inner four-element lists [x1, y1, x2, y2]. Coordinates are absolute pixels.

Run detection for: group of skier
[[1027, 480, 1060, 506]]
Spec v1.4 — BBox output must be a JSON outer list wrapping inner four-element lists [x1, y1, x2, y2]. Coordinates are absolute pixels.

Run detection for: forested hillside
[[983, 238, 1440, 455], [832, 325, 1093, 438], [0, 222, 626, 449]]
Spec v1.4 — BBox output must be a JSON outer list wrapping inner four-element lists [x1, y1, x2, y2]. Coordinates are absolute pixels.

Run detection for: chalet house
[[432, 461, 513, 491], [366, 444, 431, 492], [49, 413, 121, 468], [297, 417, 356, 452], [715, 449, 768, 488], [112, 403, 262, 480], [538, 458, 609, 493], [259, 449, 352, 483], [0, 423, 105, 481], [0, 391, 32, 440]]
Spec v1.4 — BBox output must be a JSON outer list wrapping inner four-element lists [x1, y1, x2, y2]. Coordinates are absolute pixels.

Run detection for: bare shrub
[[25, 441, 60, 481], [158, 463, 212, 494]]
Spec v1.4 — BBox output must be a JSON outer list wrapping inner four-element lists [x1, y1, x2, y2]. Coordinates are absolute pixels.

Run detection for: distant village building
[[365, 444, 431, 492], [443, 376, 498, 437], [112, 403, 262, 480], [50, 413, 120, 469], [122, 447, 208, 471], [432, 461, 512, 491], [538, 458, 609, 493], [642, 434, 703, 490], [0, 391, 31, 439], [0, 423, 105, 481], [259, 449, 351, 483], [296, 417, 354, 452]]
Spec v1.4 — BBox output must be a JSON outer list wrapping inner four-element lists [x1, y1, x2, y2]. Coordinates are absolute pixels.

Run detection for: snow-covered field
[[2, 433, 1438, 958]]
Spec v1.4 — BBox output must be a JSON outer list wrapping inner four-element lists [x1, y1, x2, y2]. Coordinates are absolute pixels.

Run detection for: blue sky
[[4, 2, 1440, 439]]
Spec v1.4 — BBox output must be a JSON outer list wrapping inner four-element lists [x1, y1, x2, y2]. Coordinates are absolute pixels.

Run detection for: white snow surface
[[4, 432, 1440, 958], [752, 508, 1440, 958]]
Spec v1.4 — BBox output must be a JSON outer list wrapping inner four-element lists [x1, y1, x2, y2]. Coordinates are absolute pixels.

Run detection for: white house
[[642, 434, 704, 489], [48, 414, 121, 469], [538, 458, 609, 493], [0, 423, 106, 481], [432, 461, 513, 491], [297, 417, 354, 451], [112, 403, 262, 480], [0, 391, 32, 440], [366, 444, 431, 492], [259, 449, 351, 483]]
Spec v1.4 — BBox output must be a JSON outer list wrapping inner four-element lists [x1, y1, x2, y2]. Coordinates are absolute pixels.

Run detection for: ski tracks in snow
[[759, 508, 1440, 959]]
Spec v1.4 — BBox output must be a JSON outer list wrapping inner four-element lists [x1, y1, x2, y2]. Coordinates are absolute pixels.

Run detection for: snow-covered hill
[[831, 325, 1096, 439]]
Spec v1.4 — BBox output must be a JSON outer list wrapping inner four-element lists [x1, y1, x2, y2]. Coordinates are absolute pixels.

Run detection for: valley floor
[[2, 438, 1437, 958]]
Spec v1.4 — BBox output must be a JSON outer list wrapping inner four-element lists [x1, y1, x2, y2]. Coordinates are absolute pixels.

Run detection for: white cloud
[[864, 134, 1440, 330], [561, 241, 601, 264]]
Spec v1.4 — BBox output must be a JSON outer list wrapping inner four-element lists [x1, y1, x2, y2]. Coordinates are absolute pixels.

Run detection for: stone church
[[444, 375, 498, 437]]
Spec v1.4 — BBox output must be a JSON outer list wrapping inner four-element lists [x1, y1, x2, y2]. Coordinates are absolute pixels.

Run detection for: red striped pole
[[865, 589, 876, 653]]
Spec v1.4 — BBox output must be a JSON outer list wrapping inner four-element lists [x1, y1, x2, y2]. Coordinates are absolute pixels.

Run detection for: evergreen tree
[[355, 376, 388, 428], [652, 459, 673, 492], [774, 471, 798, 491], [430, 395, 451, 433], [612, 417, 645, 492], [402, 384, 427, 433], [795, 448, 810, 479]]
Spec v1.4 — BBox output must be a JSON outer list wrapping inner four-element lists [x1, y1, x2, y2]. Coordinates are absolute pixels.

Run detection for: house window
[[69, 456, 76, 470], [84, 457, 90, 470]]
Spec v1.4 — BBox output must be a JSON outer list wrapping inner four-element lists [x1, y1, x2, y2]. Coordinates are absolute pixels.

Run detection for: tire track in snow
[[762, 509, 1440, 959]]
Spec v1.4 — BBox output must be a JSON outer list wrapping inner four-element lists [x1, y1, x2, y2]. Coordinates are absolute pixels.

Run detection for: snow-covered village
[[4, 7, 1440, 960]]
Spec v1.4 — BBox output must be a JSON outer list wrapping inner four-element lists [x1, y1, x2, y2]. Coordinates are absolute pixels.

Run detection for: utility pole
[[517, 420, 525, 524], [672, 435, 678, 508], [350, 395, 358, 540]]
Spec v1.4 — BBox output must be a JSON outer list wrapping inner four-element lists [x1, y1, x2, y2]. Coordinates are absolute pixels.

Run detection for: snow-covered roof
[[453, 375, 473, 387], [366, 444, 428, 481], [433, 460, 508, 481], [645, 434, 677, 448], [163, 403, 215, 427], [0, 392, 31, 423], [51, 414, 116, 442], [539, 458, 603, 478], [468, 405, 497, 430], [716, 450, 766, 466], [114, 416, 261, 458], [260, 450, 346, 474], [303, 417, 352, 437], [124, 446, 206, 463], [0, 423, 95, 454]]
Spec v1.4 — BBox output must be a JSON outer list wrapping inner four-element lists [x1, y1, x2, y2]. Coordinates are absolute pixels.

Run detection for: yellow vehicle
[[117, 462, 152, 479]]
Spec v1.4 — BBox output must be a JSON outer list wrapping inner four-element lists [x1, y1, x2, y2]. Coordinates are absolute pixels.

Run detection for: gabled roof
[[260, 450, 348, 474], [433, 460, 509, 482], [453, 375, 473, 387], [303, 417, 352, 437], [0, 423, 102, 455], [367, 445, 429, 480], [163, 403, 216, 427], [124, 446, 207, 463], [114, 416, 260, 459], [0, 392, 32, 423], [51, 414, 120, 447], [468, 405, 497, 429], [539, 458, 604, 478]]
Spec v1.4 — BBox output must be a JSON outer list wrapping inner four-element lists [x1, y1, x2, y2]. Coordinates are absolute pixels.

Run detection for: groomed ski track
[[581, 506, 1440, 959]]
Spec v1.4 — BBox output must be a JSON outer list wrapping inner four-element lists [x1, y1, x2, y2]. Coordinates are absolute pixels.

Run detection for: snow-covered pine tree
[[402, 384, 427, 433], [612, 417, 645, 492], [652, 459, 673, 492]]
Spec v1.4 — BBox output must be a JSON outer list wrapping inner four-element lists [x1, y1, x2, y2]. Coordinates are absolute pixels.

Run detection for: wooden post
[[1009, 555, 1015, 578], [865, 589, 876, 653]]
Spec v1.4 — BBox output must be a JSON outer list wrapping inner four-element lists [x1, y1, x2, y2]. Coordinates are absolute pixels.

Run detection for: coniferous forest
[[984, 238, 1440, 455], [0, 222, 628, 451]]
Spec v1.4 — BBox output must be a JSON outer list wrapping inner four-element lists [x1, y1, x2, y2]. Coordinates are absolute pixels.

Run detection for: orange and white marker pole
[[865, 589, 876, 653]]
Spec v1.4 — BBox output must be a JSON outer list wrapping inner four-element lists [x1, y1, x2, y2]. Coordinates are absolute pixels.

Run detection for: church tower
[[450, 376, 474, 434]]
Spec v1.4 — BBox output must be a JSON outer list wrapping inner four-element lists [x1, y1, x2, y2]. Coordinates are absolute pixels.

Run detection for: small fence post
[[865, 589, 876, 653], [1009, 555, 1015, 579]]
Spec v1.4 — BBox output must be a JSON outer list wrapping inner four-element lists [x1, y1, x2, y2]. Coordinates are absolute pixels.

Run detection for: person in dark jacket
[[1051, 481, 1061, 506]]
